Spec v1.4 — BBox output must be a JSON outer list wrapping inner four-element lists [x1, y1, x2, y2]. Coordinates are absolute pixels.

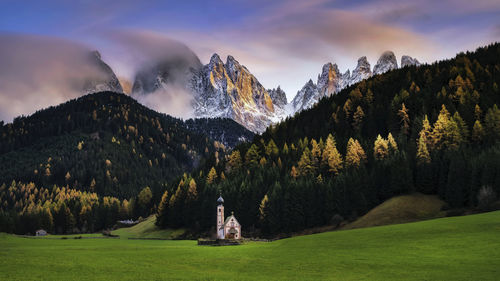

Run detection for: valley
[[1, 211, 499, 280]]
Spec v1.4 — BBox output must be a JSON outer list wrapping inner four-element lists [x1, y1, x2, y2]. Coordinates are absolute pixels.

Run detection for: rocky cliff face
[[289, 51, 419, 115], [401, 55, 421, 68], [373, 51, 398, 75], [290, 79, 320, 112], [268, 86, 288, 109], [82, 51, 123, 94], [130, 48, 420, 133], [349, 56, 372, 85], [188, 54, 282, 133]]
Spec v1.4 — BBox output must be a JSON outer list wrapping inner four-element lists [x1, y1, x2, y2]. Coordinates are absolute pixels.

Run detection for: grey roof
[[224, 214, 240, 226], [217, 195, 224, 204]]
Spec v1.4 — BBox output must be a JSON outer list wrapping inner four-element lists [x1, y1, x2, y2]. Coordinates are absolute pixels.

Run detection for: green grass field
[[1, 211, 499, 280], [111, 215, 186, 239]]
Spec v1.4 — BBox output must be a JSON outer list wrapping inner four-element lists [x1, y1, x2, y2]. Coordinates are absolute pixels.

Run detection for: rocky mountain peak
[[209, 53, 223, 65], [373, 51, 398, 75], [401, 55, 421, 68], [317, 63, 342, 97], [91, 50, 102, 60], [268, 86, 287, 108], [83, 50, 123, 94], [349, 56, 372, 85]]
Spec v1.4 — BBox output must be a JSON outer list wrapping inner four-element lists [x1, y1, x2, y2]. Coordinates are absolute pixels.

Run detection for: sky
[[0, 0, 499, 122]]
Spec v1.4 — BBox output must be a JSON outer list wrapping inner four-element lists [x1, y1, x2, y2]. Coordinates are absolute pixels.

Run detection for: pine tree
[[283, 143, 289, 154], [352, 106, 365, 131], [265, 139, 279, 157], [310, 139, 321, 170], [245, 144, 261, 166], [206, 167, 218, 184], [474, 104, 482, 120], [321, 134, 343, 175], [138, 186, 153, 216], [186, 179, 198, 201], [290, 166, 299, 179], [373, 135, 389, 160], [156, 190, 169, 227], [259, 157, 267, 166], [259, 194, 269, 221], [485, 104, 500, 140], [345, 138, 366, 168], [416, 130, 431, 164], [298, 148, 315, 176], [398, 103, 410, 136], [226, 150, 242, 172], [431, 105, 462, 150], [472, 120, 484, 143], [387, 133, 398, 152], [453, 112, 469, 144]]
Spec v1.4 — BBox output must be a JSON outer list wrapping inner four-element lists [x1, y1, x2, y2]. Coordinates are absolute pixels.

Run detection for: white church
[[216, 195, 242, 239]]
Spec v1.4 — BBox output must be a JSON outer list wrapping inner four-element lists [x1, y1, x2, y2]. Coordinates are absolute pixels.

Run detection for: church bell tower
[[216, 195, 225, 239]]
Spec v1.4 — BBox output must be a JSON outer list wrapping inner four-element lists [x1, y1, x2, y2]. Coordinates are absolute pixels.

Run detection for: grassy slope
[[344, 193, 447, 230], [111, 216, 186, 239], [1, 211, 499, 280]]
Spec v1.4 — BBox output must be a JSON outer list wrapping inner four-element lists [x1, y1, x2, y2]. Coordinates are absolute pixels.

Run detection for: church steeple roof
[[217, 195, 224, 204]]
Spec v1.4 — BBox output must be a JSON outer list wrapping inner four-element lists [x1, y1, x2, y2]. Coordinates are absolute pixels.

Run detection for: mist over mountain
[[0, 34, 123, 122]]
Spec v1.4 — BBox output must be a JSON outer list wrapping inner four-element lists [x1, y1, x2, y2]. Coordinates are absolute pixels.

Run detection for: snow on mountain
[[189, 54, 282, 133], [288, 51, 420, 116], [373, 51, 398, 75], [401, 55, 421, 68], [130, 47, 420, 133], [348, 56, 372, 85], [268, 86, 288, 109], [290, 79, 320, 113]]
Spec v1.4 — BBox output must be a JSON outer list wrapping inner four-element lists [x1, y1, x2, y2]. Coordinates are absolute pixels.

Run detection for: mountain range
[[82, 46, 420, 133], [124, 48, 420, 133]]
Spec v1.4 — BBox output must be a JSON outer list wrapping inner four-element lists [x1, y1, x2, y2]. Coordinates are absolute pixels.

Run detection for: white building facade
[[216, 195, 241, 239]]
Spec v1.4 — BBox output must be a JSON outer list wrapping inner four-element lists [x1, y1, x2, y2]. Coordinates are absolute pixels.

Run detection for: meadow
[[0, 211, 499, 280]]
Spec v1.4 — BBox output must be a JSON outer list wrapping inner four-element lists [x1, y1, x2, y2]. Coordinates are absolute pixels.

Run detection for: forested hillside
[[0, 92, 255, 234], [156, 43, 500, 236]]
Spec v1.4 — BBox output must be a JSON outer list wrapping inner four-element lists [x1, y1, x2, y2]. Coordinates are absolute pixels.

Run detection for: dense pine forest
[[156, 43, 500, 236], [0, 92, 252, 234]]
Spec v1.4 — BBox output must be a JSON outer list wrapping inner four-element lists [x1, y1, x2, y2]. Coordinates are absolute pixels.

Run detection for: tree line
[[155, 43, 500, 236]]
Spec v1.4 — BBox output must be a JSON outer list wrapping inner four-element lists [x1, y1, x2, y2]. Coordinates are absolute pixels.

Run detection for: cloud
[[0, 33, 110, 122], [133, 85, 195, 120], [100, 30, 202, 119], [164, 2, 437, 99]]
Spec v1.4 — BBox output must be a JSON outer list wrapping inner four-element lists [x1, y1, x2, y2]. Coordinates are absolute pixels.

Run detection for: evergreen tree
[[345, 138, 366, 168], [186, 179, 198, 201], [156, 190, 169, 227], [472, 120, 484, 143], [265, 139, 279, 157], [416, 130, 431, 164], [298, 148, 315, 176], [373, 135, 389, 160], [206, 167, 218, 184], [321, 134, 343, 175], [352, 106, 365, 131], [398, 103, 410, 136], [226, 150, 242, 172], [245, 144, 261, 166], [387, 133, 398, 152]]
